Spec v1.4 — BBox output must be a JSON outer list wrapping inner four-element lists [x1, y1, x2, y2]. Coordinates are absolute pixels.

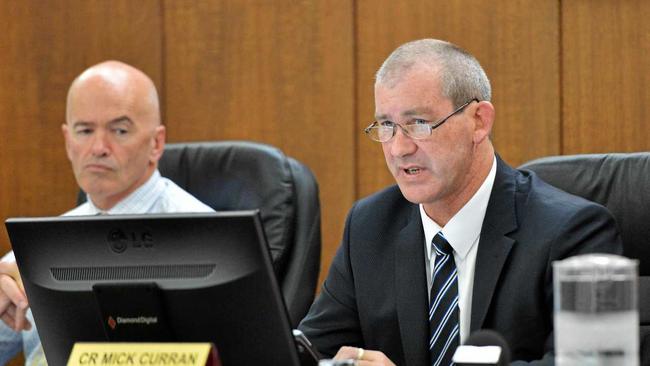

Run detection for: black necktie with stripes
[[428, 232, 460, 366]]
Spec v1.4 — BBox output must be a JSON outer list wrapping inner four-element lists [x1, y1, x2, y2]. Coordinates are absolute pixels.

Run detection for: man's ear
[[150, 125, 166, 163], [472, 101, 495, 144], [61, 124, 73, 161]]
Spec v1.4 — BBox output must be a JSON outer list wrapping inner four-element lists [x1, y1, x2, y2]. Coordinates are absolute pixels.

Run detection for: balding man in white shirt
[[0, 61, 213, 365]]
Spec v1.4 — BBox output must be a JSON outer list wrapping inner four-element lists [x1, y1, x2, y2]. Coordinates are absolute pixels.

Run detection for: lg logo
[[107, 228, 154, 253]]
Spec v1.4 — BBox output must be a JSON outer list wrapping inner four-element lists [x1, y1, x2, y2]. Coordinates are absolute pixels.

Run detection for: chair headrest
[[158, 141, 296, 271], [520, 152, 650, 275]]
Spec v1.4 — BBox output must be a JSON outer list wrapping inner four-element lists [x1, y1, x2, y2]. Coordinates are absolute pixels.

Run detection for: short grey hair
[[375, 39, 491, 108]]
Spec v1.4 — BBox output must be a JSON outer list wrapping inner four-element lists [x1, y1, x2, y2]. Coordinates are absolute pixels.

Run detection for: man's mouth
[[404, 167, 421, 175], [85, 164, 113, 171]]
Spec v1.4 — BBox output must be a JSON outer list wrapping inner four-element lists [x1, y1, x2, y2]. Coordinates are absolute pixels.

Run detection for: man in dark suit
[[298, 39, 622, 365]]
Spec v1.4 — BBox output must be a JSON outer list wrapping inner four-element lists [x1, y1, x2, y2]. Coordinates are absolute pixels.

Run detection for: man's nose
[[90, 131, 110, 157], [388, 126, 417, 157]]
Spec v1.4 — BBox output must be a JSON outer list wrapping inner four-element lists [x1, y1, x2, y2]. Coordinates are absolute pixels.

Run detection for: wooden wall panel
[[0, 0, 162, 255], [162, 1, 355, 284], [356, 0, 561, 197], [562, 0, 650, 153], [3, 7, 649, 362], [0, 2, 162, 364]]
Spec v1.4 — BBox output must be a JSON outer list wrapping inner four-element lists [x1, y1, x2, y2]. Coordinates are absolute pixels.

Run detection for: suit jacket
[[299, 157, 622, 365]]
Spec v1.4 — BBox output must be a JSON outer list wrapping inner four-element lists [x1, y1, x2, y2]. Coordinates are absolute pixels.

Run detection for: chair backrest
[[519, 152, 650, 363], [519, 153, 650, 274], [79, 140, 321, 327]]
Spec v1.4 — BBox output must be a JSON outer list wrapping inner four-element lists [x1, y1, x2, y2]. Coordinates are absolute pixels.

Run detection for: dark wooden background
[[1, 3, 649, 362]]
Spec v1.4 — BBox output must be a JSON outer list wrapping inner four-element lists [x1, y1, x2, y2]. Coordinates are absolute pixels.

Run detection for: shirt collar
[[421, 156, 497, 260], [85, 170, 164, 215]]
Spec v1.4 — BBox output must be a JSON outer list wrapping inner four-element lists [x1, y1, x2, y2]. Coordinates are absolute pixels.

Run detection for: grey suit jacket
[[299, 156, 622, 365]]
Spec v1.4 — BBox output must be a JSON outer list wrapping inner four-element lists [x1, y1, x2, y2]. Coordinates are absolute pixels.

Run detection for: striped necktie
[[429, 232, 460, 366]]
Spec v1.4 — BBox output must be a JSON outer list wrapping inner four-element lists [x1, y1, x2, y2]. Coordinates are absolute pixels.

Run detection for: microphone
[[452, 329, 511, 366]]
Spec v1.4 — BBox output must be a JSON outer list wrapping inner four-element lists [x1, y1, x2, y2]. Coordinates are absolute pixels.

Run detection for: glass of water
[[553, 253, 639, 366]]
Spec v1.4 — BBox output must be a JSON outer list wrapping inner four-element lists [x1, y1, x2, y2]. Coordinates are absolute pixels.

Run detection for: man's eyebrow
[[402, 107, 434, 117], [71, 120, 93, 128], [375, 107, 435, 121], [375, 113, 390, 121], [108, 116, 134, 125]]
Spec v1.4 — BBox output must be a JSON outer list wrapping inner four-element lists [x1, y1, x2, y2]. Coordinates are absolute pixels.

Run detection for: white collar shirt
[[64, 169, 213, 216], [420, 156, 497, 343]]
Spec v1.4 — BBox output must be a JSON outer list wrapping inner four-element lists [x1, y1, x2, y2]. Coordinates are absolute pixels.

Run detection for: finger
[[0, 293, 11, 314], [334, 346, 360, 360], [354, 350, 397, 366], [1, 299, 31, 331], [5, 304, 15, 318], [0, 277, 18, 318], [4, 297, 31, 331], [0, 275, 30, 331], [0, 262, 24, 291], [358, 350, 383, 361], [0, 275, 28, 310], [1, 311, 16, 330], [12, 301, 30, 331]]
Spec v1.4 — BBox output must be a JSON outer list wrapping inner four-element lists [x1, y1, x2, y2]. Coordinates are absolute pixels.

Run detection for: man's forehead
[[67, 97, 132, 123], [67, 80, 140, 117], [70, 115, 134, 126], [69, 77, 125, 102], [374, 105, 437, 121], [374, 76, 449, 119], [75, 65, 130, 88]]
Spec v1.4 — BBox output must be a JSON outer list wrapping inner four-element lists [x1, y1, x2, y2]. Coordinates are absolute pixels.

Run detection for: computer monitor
[[6, 211, 302, 366]]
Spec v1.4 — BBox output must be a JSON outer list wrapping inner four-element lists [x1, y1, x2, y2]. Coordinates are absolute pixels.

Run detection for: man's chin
[[78, 178, 115, 197], [397, 186, 434, 205]]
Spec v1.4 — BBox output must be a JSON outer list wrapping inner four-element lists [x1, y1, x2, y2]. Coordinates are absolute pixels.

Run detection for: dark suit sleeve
[[298, 203, 363, 358], [515, 200, 622, 365]]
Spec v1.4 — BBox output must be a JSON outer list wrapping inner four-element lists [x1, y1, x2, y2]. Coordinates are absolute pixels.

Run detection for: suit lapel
[[471, 157, 518, 332], [395, 204, 429, 366]]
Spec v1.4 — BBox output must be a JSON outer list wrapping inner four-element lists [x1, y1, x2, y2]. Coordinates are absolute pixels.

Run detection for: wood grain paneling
[[0, 0, 162, 255], [162, 1, 355, 284], [0, 3, 162, 365], [562, 0, 650, 153], [3, 7, 650, 360], [355, 0, 561, 197]]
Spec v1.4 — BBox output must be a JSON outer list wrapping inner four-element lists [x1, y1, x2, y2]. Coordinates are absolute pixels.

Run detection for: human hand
[[0, 260, 31, 331], [334, 346, 396, 366]]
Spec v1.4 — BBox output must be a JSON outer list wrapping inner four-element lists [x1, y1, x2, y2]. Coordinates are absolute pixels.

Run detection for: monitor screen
[[6, 211, 301, 366]]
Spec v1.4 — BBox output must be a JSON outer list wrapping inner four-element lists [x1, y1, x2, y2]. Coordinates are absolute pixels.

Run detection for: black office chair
[[79, 140, 321, 327], [519, 152, 650, 363]]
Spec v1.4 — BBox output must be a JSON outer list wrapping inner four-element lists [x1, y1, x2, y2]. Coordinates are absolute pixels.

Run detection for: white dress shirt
[[64, 169, 213, 215], [421, 156, 496, 343]]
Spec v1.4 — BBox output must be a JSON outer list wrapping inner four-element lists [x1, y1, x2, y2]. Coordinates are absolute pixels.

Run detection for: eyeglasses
[[364, 98, 479, 142]]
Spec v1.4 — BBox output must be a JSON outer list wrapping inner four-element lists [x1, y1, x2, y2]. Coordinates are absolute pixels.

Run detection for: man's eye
[[75, 129, 93, 135], [411, 119, 429, 125], [113, 128, 128, 135], [379, 121, 395, 128]]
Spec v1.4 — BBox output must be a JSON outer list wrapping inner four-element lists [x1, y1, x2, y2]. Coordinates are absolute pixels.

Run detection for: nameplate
[[67, 343, 221, 366]]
